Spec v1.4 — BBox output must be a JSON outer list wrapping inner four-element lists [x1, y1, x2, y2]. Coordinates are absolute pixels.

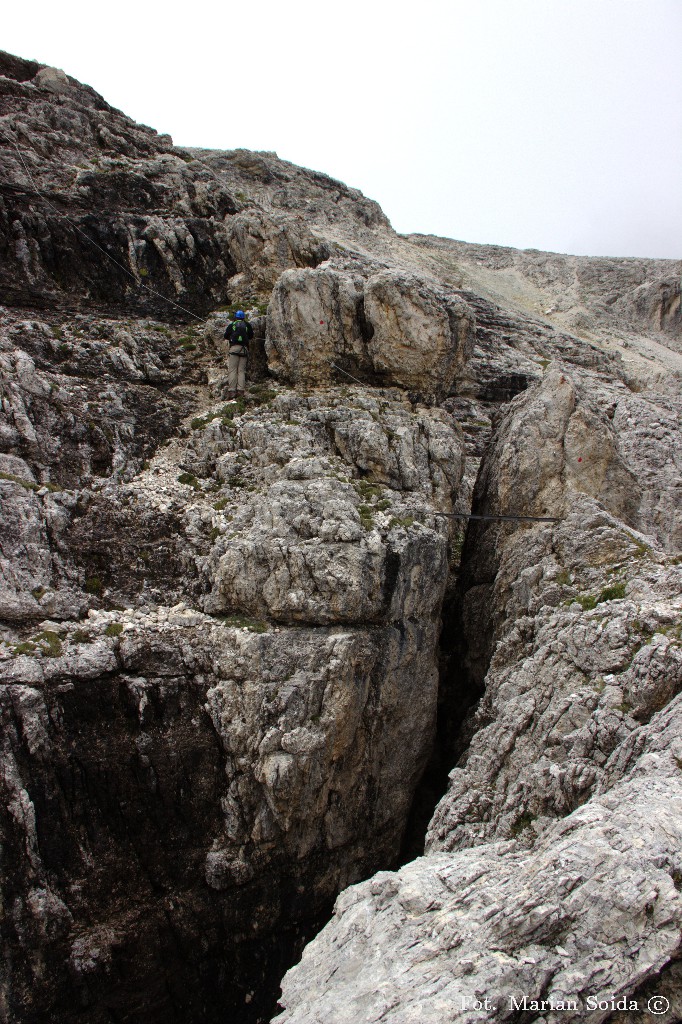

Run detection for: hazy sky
[[4, 0, 682, 258]]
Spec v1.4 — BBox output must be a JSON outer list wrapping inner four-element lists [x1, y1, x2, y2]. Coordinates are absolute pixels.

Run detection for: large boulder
[[363, 271, 474, 399], [33, 66, 73, 95], [265, 267, 474, 400], [265, 267, 366, 385]]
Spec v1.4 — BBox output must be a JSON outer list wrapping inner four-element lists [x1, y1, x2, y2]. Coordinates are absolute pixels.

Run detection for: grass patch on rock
[[218, 615, 269, 633], [12, 641, 37, 656], [248, 385, 277, 406], [177, 472, 202, 491], [358, 504, 375, 531], [354, 479, 384, 501], [389, 515, 415, 530], [0, 472, 61, 494], [85, 576, 103, 595], [14, 630, 65, 658], [576, 581, 626, 610], [191, 402, 243, 431], [35, 630, 63, 657], [72, 629, 93, 644]]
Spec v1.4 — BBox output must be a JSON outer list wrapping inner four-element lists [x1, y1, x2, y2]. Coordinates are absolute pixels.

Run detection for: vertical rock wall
[[0, 299, 466, 1022], [277, 368, 682, 1024]]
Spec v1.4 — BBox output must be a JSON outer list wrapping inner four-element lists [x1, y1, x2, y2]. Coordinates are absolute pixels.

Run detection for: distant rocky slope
[[1, 51, 680, 1024]]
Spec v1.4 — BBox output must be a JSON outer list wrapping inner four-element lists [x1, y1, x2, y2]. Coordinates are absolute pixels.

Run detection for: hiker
[[224, 310, 254, 399]]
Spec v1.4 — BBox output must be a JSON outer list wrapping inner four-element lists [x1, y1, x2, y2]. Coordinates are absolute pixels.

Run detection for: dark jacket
[[224, 319, 254, 349]]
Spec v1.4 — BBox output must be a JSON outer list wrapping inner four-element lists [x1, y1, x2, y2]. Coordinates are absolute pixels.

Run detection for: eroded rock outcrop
[[2, 46, 681, 1024], [280, 748, 682, 1023], [276, 367, 682, 1023], [223, 209, 330, 295], [1, 295, 465, 1021], [2, 605, 443, 1022], [266, 267, 474, 400], [408, 234, 682, 351]]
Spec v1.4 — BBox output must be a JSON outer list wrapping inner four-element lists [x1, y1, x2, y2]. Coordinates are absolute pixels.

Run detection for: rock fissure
[[2, 48, 682, 1024]]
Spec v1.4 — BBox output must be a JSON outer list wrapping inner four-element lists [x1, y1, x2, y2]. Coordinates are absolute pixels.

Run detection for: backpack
[[226, 319, 253, 347]]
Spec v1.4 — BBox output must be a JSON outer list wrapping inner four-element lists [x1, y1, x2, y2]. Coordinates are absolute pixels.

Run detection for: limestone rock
[[408, 234, 682, 351], [266, 267, 366, 385], [223, 208, 330, 291], [201, 393, 460, 625], [469, 364, 641, 527], [279, 740, 682, 1023], [277, 363, 682, 1022], [427, 502, 682, 852], [33, 66, 72, 94], [266, 267, 474, 400], [426, 366, 678, 852], [0, 598, 443, 1021], [0, 331, 464, 1021], [364, 271, 474, 399], [1, 44, 681, 1024]]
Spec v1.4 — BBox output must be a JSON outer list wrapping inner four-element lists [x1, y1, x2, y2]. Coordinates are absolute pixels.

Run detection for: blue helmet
[[234, 310, 245, 320]]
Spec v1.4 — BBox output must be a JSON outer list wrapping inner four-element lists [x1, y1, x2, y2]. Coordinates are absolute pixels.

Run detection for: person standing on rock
[[224, 310, 254, 399]]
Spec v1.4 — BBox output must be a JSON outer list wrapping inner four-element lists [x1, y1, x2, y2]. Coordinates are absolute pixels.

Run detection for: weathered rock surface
[[266, 267, 474, 400], [1, 46, 681, 1024], [0, 307, 207, 624], [196, 392, 462, 624], [223, 209, 330, 294], [1, 604, 444, 1022], [407, 233, 682, 350], [277, 368, 682, 1023], [421, 368, 681, 858], [1, 298, 464, 1021], [279, 743, 682, 1023]]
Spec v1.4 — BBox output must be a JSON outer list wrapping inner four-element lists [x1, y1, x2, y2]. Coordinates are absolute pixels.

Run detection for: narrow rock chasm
[[397, 524, 487, 865]]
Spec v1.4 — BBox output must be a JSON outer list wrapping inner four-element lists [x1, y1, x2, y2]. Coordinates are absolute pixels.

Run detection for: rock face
[[223, 209, 330, 294], [1, 48, 681, 1024], [408, 234, 682, 349], [427, 368, 679, 853], [2, 609, 441, 1023], [1, 318, 463, 1019], [265, 267, 474, 401], [281, 760, 682, 1024], [277, 368, 682, 1022]]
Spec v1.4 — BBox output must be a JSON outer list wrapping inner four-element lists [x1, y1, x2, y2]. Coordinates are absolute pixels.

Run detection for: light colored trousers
[[228, 346, 248, 391]]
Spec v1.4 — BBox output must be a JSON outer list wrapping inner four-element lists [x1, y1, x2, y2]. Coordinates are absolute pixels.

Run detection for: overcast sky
[[5, 0, 682, 258]]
